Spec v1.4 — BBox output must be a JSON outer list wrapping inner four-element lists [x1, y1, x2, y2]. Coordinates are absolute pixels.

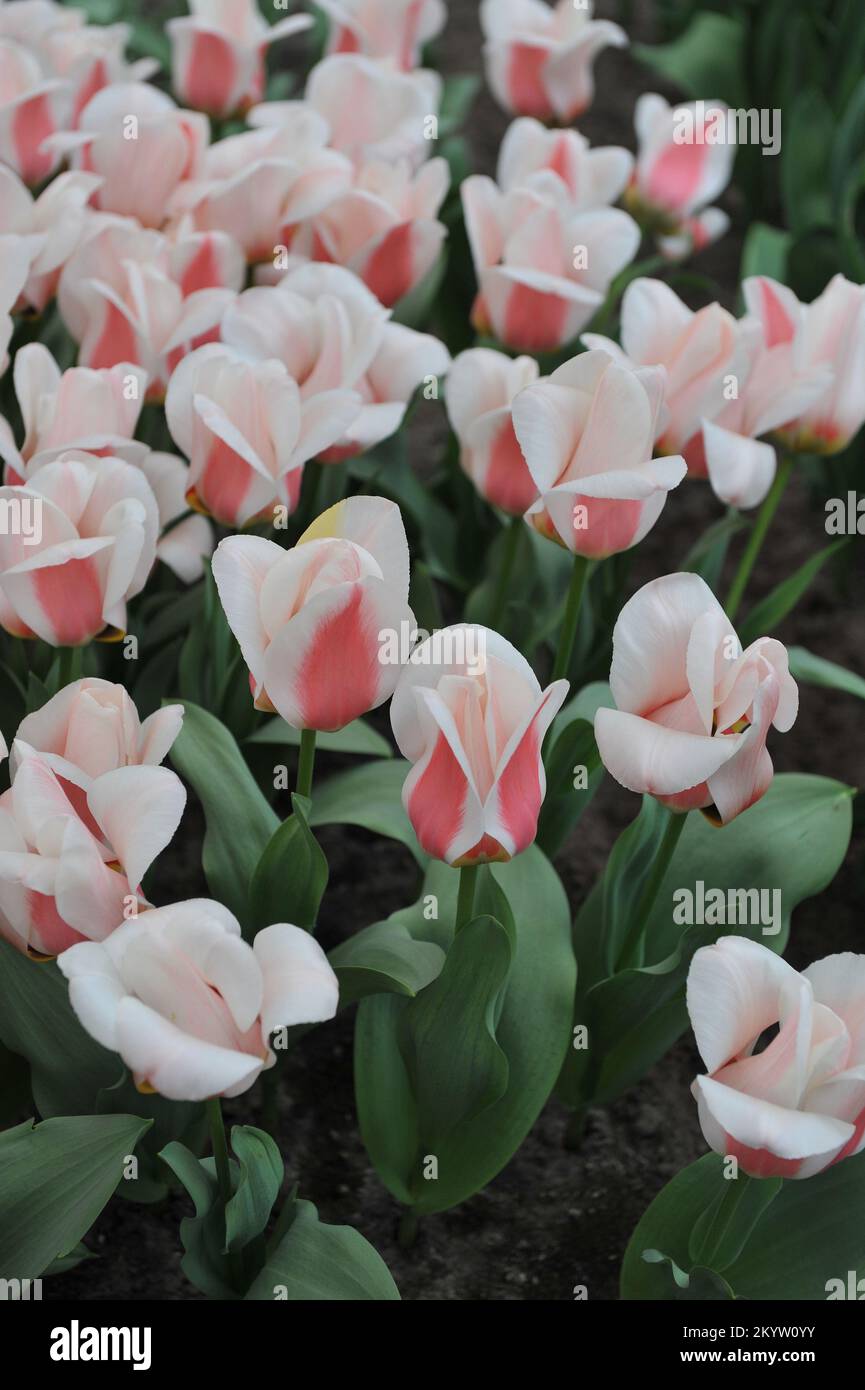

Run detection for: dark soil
[[48, 0, 864, 1301]]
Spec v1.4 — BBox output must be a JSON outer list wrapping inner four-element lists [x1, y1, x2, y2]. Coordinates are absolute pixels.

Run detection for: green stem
[[261, 1065, 280, 1135], [725, 454, 793, 621], [454, 863, 479, 933], [398, 1207, 419, 1248], [206, 1097, 244, 1292], [551, 554, 590, 683], [615, 809, 688, 972], [489, 515, 522, 630], [296, 728, 316, 799], [56, 646, 79, 690]]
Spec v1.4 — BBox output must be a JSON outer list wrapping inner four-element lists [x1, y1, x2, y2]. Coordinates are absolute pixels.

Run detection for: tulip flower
[[37, 17, 158, 125], [583, 278, 744, 465], [212, 495, 415, 732], [14, 677, 183, 785], [0, 737, 185, 957], [168, 107, 352, 264], [755, 274, 865, 458], [303, 55, 440, 167], [390, 623, 568, 865], [168, 0, 312, 120], [319, 0, 446, 70], [444, 347, 539, 516], [138, 451, 214, 584], [512, 349, 686, 556], [496, 116, 633, 210], [0, 344, 148, 483], [594, 573, 798, 824], [687, 937, 865, 1179], [58, 900, 339, 1100], [626, 94, 734, 259], [0, 36, 68, 185], [165, 343, 361, 528], [222, 263, 450, 459], [463, 175, 639, 353], [480, 0, 625, 123], [0, 453, 159, 645], [51, 82, 209, 230], [700, 279, 835, 510], [0, 166, 103, 313], [289, 156, 449, 308]]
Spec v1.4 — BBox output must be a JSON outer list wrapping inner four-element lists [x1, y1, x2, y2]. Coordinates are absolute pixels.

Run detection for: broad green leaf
[[225, 1127, 284, 1255], [355, 846, 575, 1214], [738, 538, 851, 646], [246, 716, 392, 758], [634, 13, 748, 107], [0, 1114, 152, 1280], [437, 73, 480, 137], [559, 775, 854, 1110], [245, 1198, 400, 1301], [167, 699, 279, 930], [309, 759, 424, 865], [249, 794, 328, 933], [622, 1151, 865, 1300], [788, 646, 865, 701], [160, 1143, 235, 1300], [329, 919, 446, 1007], [739, 222, 791, 285], [781, 91, 835, 236], [537, 681, 612, 857]]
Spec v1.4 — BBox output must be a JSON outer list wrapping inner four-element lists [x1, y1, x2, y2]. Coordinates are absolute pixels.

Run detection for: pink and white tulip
[[212, 496, 415, 731], [512, 349, 686, 556], [302, 55, 440, 167], [445, 347, 539, 515], [222, 262, 450, 459], [496, 116, 633, 210], [169, 106, 352, 263], [0, 343, 147, 481], [53, 82, 209, 229], [584, 278, 743, 466], [0, 234, 33, 375], [319, 0, 446, 69], [463, 175, 639, 352], [290, 156, 449, 307], [165, 343, 361, 527], [391, 623, 568, 865], [626, 94, 734, 258], [0, 452, 159, 645], [480, 0, 625, 123], [595, 573, 798, 824], [0, 36, 68, 185], [168, 0, 312, 119], [0, 736, 185, 958], [58, 900, 338, 1100], [0, 165, 102, 313], [688, 937, 865, 1179]]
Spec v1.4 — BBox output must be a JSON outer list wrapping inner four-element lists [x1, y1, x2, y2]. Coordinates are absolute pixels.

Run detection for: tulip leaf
[[355, 846, 575, 1214], [788, 645, 865, 701], [246, 717, 393, 758], [309, 758, 425, 865], [537, 681, 612, 857], [622, 1150, 865, 1300], [737, 537, 851, 646], [0, 1114, 152, 1281], [244, 1198, 400, 1301], [682, 509, 749, 589], [160, 1143, 236, 1300], [329, 919, 446, 1006], [739, 222, 791, 284], [634, 13, 749, 108], [225, 1127, 284, 1256], [0, 942, 205, 1201], [640, 1249, 736, 1301], [558, 774, 854, 1110], [248, 794, 328, 934], [781, 90, 836, 237], [166, 699, 279, 930]]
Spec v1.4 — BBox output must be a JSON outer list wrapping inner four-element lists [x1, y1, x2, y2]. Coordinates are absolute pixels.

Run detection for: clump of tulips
[[0, 0, 861, 1310]]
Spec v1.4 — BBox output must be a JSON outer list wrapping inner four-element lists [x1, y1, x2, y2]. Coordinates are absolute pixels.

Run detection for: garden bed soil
[[48, 0, 864, 1301]]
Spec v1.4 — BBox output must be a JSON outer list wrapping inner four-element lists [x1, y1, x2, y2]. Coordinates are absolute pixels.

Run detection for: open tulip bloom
[[595, 573, 798, 824]]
